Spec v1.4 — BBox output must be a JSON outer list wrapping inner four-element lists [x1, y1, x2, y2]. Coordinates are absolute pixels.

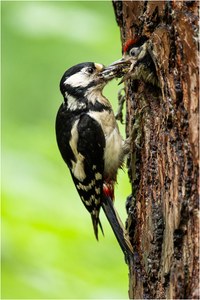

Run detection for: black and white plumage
[[56, 62, 132, 255]]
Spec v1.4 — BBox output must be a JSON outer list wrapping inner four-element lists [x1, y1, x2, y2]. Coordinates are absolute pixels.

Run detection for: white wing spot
[[95, 187, 101, 195], [92, 209, 99, 218], [84, 199, 92, 205], [77, 180, 96, 191], [95, 172, 102, 180], [95, 198, 100, 205]]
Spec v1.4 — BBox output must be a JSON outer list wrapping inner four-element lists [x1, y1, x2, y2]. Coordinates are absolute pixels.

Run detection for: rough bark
[[112, 1, 199, 299]]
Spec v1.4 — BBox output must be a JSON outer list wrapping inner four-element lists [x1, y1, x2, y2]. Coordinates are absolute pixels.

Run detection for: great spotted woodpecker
[[56, 62, 132, 258], [102, 36, 159, 86]]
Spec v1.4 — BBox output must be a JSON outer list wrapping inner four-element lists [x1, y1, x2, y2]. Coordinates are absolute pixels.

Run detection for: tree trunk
[[112, 1, 199, 299]]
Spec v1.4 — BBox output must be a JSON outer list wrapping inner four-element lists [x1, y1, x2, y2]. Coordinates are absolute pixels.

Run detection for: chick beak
[[108, 57, 129, 66]]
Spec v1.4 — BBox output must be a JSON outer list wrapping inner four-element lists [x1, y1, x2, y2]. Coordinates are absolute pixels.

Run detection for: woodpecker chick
[[56, 62, 129, 246], [102, 36, 159, 86]]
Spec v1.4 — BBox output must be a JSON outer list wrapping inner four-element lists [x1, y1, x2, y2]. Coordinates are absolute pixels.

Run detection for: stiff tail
[[91, 213, 104, 240], [102, 195, 133, 260]]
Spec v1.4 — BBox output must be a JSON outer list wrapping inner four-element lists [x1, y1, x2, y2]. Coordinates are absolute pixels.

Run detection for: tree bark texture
[[112, 1, 199, 299]]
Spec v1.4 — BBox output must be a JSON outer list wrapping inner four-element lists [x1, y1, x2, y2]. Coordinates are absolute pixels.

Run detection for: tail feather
[[91, 213, 104, 240], [90, 196, 133, 262], [102, 195, 133, 260]]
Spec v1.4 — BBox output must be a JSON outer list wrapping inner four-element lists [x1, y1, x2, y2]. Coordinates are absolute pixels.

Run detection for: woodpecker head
[[60, 62, 118, 111], [102, 36, 159, 86], [60, 62, 114, 97], [122, 36, 149, 61]]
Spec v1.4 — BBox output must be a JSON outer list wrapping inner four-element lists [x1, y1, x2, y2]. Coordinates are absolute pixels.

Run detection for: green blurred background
[[2, 1, 131, 298]]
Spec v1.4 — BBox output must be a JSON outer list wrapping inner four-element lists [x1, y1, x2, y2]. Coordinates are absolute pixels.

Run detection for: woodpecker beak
[[100, 58, 131, 80], [94, 63, 112, 83], [93, 63, 112, 85]]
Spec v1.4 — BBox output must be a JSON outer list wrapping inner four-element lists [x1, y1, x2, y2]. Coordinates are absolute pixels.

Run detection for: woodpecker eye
[[87, 67, 94, 74], [129, 47, 140, 57]]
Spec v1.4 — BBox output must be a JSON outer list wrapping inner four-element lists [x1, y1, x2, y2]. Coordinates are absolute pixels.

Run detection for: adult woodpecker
[[102, 36, 159, 86], [56, 62, 132, 258]]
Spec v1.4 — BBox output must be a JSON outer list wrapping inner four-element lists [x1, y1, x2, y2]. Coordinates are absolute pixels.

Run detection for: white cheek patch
[[64, 69, 93, 88]]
